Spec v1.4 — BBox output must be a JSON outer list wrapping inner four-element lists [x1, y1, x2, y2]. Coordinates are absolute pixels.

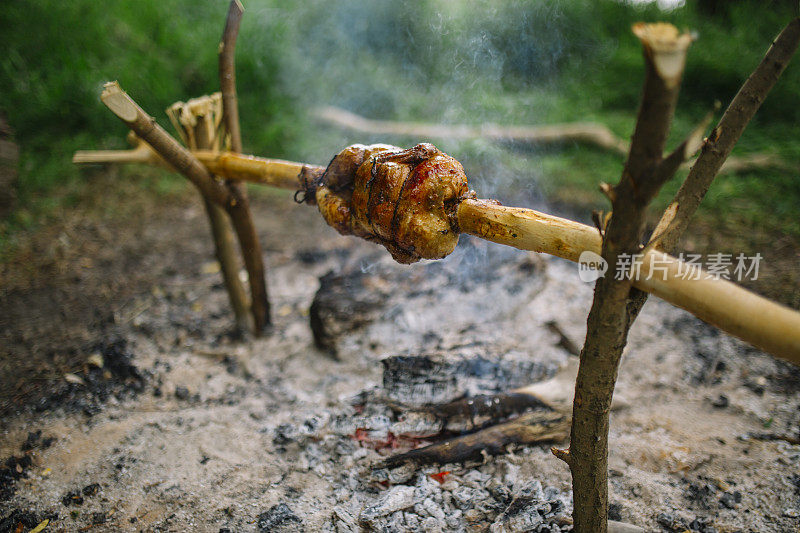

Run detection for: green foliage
[[0, 0, 293, 202], [1, 0, 798, 245]]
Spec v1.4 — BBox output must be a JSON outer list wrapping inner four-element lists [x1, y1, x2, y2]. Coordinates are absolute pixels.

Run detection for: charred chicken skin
[[312, 143, 472, 264]]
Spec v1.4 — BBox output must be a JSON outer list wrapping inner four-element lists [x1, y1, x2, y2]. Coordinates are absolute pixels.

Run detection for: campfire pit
[[55, 3, 800, 532]]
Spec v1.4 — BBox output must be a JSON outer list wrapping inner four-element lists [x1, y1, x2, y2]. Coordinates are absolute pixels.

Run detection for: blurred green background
[[1, 0, 798, 299]]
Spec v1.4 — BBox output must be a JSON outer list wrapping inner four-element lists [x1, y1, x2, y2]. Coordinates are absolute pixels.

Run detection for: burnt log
[[309, 269, 390, 356], [381, 353, 558, 407], [376, 410, 568, 469]]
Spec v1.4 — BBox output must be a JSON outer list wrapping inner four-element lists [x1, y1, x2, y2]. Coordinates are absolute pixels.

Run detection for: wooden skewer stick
[[458, 199, 800, 362], [73, 146, 800, 363], [194, 150, 307, 189]]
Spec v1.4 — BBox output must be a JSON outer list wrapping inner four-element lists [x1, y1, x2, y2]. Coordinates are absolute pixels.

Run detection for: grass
[[1, 0, 798, 297]]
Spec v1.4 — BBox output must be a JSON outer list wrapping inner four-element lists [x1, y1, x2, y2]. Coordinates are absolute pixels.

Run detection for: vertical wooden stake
[[218, 0, 271, 332], [561, 24, 693, 533]]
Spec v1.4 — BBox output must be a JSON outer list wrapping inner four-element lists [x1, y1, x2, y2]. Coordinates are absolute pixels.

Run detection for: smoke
[[245, 0, 600, 274]]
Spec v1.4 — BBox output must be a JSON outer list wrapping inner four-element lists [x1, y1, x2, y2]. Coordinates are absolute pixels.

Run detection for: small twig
[[652, 107, 715, 185], [545, 321, 581, 357]]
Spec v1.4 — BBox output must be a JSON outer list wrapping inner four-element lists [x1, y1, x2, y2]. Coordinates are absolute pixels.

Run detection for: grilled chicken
[[314, 143, 471, 264]]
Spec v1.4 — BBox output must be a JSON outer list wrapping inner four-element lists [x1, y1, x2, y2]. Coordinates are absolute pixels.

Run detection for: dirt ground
[[1, 173, 799, 532]]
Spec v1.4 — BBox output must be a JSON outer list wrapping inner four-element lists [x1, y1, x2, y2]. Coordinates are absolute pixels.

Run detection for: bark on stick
[[218, 0, 271, 332], [562, 23, 692, 533]]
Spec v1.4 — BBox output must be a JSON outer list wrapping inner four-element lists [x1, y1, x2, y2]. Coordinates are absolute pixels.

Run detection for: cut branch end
[[599, 182, 617, 203], [101, 82, 137, 123], [632, 23, 694, 88], [551, 446, 571, 465]]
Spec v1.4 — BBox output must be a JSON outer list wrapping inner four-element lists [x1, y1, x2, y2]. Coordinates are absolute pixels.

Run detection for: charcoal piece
[[174, 386, 190, 400], [62, 489, 84, 506], [257, 503, 303, 532], [309, 269, 390, 356], [608, 502, 622, 521], [382, 355, 460, 406], [82, 483, 100, 496], [719, 490, 741, 508], [20, 431, 41, 451], [96, 337, 144, 385], [490, 495, 544, 531], [0, 509, 42, 531]]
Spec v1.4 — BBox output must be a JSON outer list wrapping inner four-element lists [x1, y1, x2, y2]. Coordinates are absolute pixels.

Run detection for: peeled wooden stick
[[195, 150, 306, 189], [72, 145, 155, 165], [458, 199, 800, 363]]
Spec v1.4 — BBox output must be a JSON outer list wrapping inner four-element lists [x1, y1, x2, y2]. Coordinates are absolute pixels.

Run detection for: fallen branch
[[316, 105, 629, 154], [315, 105, 792, 174]]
